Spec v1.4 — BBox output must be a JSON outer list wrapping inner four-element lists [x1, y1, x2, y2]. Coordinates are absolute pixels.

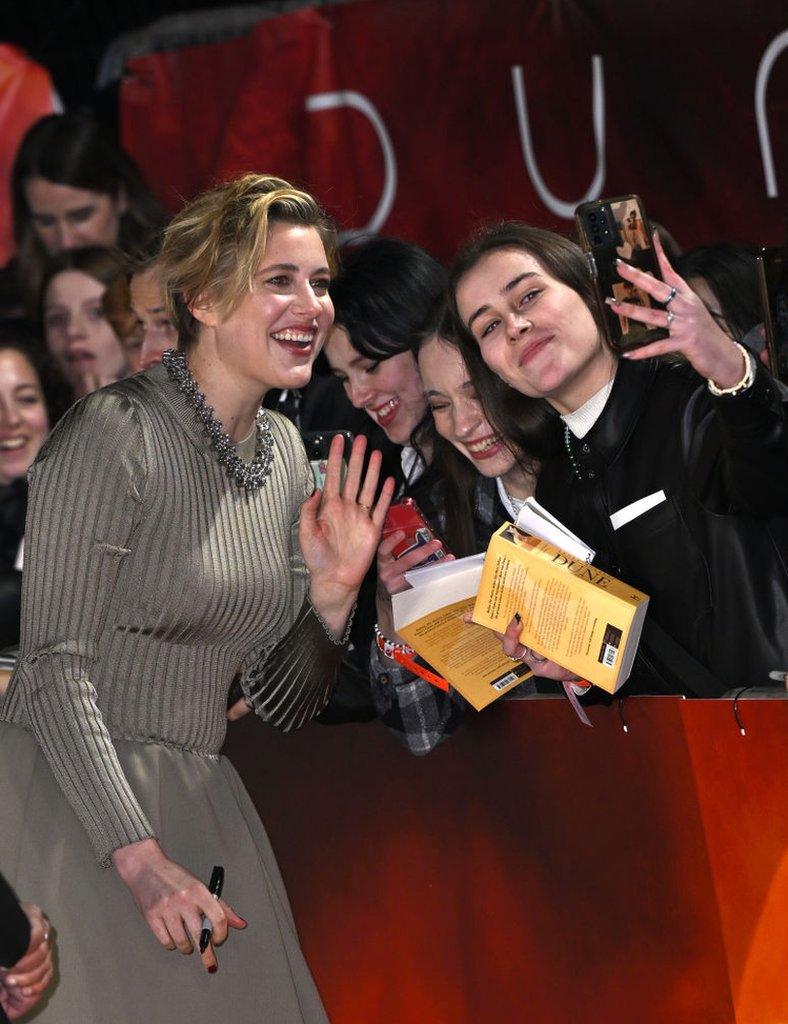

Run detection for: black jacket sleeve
[[0, 570, 22, 650], [690, 362, 788, 517], [0, 873, 30, 969]]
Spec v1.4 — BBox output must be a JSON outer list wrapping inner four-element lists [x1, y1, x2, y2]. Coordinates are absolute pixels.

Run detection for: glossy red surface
[[225, 697, 788, 1023]]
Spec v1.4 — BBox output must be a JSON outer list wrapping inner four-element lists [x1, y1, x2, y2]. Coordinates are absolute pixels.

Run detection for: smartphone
[[382, 498, 448, 565], [301, 430, 354, 490], [575, 194, 668, 352], [756, 246, 788, 383]]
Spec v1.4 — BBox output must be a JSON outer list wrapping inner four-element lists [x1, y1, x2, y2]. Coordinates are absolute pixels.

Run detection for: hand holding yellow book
[[471, 522, 649, 693]]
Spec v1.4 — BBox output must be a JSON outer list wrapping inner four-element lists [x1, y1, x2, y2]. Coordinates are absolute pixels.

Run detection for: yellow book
[[472, 523, 649, 693], [392, 555, 532, 710]]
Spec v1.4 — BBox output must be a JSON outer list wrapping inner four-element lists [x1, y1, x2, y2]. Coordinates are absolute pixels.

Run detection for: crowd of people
[[0, 111, 786, 1022]]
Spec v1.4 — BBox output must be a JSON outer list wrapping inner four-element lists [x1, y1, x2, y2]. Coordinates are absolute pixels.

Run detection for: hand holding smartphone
[[382, 499, 449, 567], [575, 194, 668, 352]]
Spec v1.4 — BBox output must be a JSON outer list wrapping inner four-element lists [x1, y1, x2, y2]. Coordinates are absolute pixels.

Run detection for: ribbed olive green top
[[1, 363, 347, 865]]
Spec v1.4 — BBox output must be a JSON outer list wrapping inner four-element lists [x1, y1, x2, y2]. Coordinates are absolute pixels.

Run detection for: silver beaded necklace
[[162, 348, 274, 491]]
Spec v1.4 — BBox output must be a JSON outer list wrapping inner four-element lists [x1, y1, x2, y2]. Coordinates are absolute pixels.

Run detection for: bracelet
[[374, 622, 414, 659], [707, 341, 755, 396], [374, 624, 449, 692]]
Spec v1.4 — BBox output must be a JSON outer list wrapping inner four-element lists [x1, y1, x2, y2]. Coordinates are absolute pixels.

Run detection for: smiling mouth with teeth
[[0, 438, 28, 451], [466, 434, 502, 452], [271, 329, 316, 349], [463, 434, 505, 460], [371, 397, 399, 421]]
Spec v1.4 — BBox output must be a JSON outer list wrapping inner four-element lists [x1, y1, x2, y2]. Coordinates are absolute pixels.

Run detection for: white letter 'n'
[[511, 57, 605, 219]]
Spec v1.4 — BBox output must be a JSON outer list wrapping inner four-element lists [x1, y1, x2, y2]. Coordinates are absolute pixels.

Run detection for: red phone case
[[382, 498, 448, 563]]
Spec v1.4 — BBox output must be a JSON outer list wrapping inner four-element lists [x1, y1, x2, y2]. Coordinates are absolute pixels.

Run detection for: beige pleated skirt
[[0, 721, 329, 1023]]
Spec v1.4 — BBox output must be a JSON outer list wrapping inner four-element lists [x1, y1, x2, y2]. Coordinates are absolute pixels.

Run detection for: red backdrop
[[225, 696, 788, 1024], [0, 46, 59, 265], [120, 0, 788, 259]]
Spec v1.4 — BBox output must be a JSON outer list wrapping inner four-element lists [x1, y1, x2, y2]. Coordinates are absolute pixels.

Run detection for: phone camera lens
[[589, 212, 597, 222]]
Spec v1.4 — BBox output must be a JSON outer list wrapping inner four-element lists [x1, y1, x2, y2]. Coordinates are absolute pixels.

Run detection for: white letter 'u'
[[511, 57, 605, 219], [305, 90, 397, 241], [756, 30, 788, 198]]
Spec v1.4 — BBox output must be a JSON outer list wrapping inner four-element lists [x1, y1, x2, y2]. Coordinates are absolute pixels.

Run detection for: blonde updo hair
[[158, 174, 338, 350]]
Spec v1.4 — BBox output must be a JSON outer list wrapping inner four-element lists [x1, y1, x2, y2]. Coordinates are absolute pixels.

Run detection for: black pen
[[199, 865, 225, 954]]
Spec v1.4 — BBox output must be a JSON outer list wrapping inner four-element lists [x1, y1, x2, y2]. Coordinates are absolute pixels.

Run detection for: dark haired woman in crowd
[[325, 236, 447, 487], [449, 222, 788, 696], [676, 243, 772, 367], [41, 245, 132, 397], [0, 173, 392, 1022], [371, 324, 550, 753], [320, 238, 447, 717], [8, 113, 163, 313], [0, 322, 71, 649]]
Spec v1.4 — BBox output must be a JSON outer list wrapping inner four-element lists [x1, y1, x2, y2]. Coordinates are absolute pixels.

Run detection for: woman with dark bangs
[[325, 236, 446, 491]]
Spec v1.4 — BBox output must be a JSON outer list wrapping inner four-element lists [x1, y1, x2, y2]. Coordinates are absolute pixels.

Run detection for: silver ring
[[664, 285, 677, 306], [665, 309, 675, 329]]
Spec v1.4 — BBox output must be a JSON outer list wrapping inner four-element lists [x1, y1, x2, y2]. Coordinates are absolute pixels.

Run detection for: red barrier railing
[[225, 696, 788, 1024]]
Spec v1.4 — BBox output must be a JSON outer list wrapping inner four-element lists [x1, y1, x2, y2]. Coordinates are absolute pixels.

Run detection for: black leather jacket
[[535, 357, 788, 696], [0, 480, 25, 650]]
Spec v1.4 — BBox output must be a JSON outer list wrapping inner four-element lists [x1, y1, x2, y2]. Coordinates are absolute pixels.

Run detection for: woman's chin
[[271, 365, 314, 392], [383, 423, 411, 446]]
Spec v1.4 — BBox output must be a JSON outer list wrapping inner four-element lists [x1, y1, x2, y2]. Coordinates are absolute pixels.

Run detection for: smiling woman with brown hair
[[447, 220, 788, 699], [0, 172, 392, 1023], [8, 114, 164, 316]]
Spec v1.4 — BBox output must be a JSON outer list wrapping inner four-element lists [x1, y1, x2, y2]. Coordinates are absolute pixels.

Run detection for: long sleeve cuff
[[242, 595, 354, 731]]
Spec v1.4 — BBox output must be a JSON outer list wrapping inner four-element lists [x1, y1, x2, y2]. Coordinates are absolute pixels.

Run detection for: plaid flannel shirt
[[370, 475, 536, 755]]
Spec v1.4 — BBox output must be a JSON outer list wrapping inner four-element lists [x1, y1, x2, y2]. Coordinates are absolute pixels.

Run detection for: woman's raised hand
[[112, 838, 246, 974], [300, 433, 395, 636], [608, 232, 750, 388]]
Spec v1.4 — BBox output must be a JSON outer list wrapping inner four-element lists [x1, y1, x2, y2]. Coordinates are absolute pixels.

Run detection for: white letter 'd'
[[512, 57, 605, 219], [305, 90, 397, 241]]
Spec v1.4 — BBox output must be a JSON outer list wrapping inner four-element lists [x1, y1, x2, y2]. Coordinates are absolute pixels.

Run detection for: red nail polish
[[208, 964, 217, 974]]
